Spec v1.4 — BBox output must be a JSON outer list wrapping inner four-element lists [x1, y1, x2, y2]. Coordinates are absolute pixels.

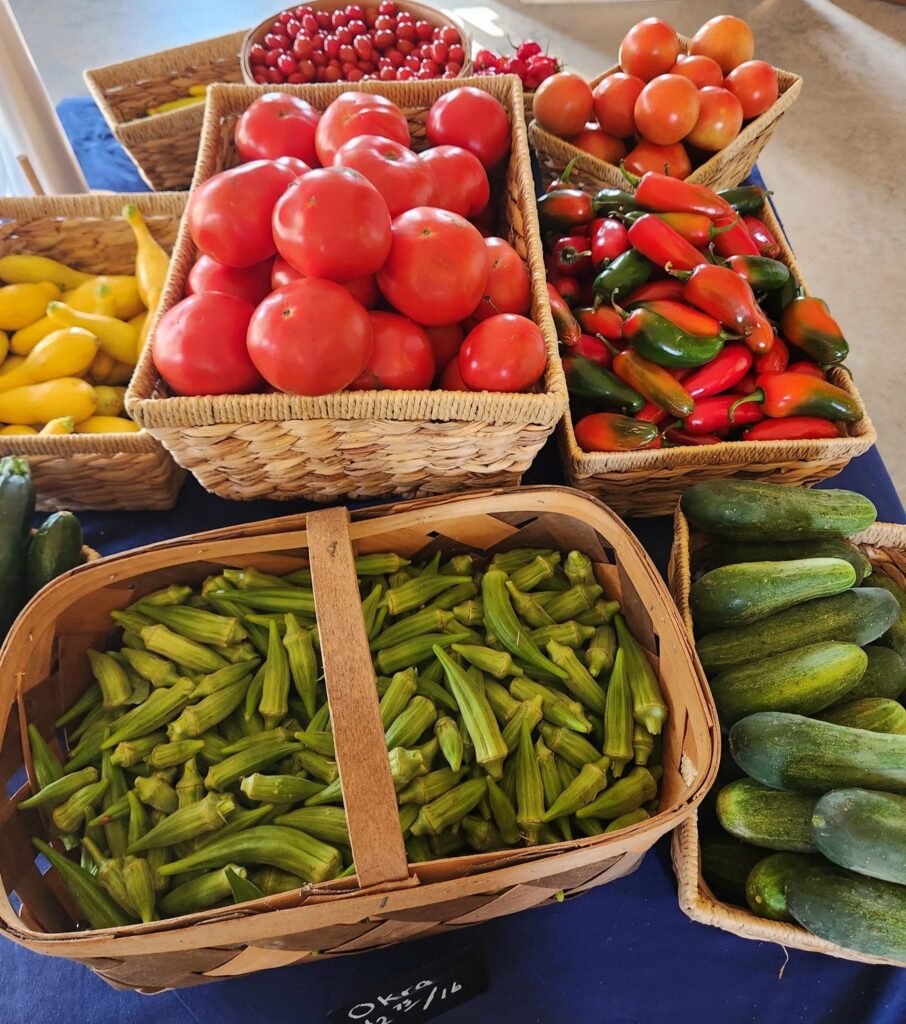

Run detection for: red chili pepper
[[574, 412, 659, 452], [644, 433, 665, 449], [551, 235, 593, 276], [574, 305, 623, 341], [732, 372, 862, 422], [548, 273, 584, 309], [710, 213, 761, 258], [732, 372, 758, 395], [647, 212, 715, 247], [590, 217, 630, 269], [574, 333, 612, 367], [679, 264, 774, 354], [547, 282, 581, 346], [743, 417, 841, 441], [754, 335, 789, 376], [636, 401, 668, 425], [743, 215, 781, 258], [611, 347, 694, 418], [683, 394, 764, 434], [787, 360, 826, 380], [632, 171, 733, 220], [663, 428, 723, 446], [627, 214, 708, 272], [681, 344, 753, 399], [623, 279, 685, 306], [635, 300, 724, 338]]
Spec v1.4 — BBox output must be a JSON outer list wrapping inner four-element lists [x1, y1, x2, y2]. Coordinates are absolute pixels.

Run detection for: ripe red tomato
[[235, 92, 321, 166], [685, 86, 743, 151], [333, 134, 437, 217], [418, 145, 489, 217], [423, 323, 463, 371], [618, 19, 679, 81], [426, 87, 510, 168], [459, 314, 546, 392], [187, 161, 297, 267], [724, 60, 779, 119], [315, 91, 410, 165], [186, 255, 274, 306], [669, 54, 724, 89], [592, 73, 644, 138], [272, 253, 303, 289], [634, 74, 701, 145], [690, 15, 755, 74], [570, 125, 627, 164], [272, 167, 392, 282], [377, 207, 490, 326], [623, 139, 691, 179], [532, 72, 594, 138], [439, 355, 472, 390], [153, 293, 262, 396], [472, 236, 531, 321], [343, 274, 380, 308], [349, 311, 435, 389], [247, 278, 373, 395], [274, 155, 312, 176]]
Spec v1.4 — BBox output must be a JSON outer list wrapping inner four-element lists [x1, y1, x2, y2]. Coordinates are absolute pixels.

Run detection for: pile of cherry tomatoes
[[153, 87, 550, 399]]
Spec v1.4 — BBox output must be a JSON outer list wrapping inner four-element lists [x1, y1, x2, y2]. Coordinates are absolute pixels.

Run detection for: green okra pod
[[504, 581, 555, 629], [397, 767, 467, 805], [486, 776, 520, 845], [121, 648, 181, 688], [547, 641, 607, 714], [375, 632, 469, 675], [250, 866, 305, 895], [510, 679, 592, 734], [27, 724, 64, 790], [148, 739, 206, 770], [383, 574, 473, 616], [207, 587, 316, 617], [126, 789, 149, 850], [451, 643, 522, 680], [587, 624, 617, 678], [575, 766, 658, 820], [223, 567, 292, 590], [291, 749, 338, 785], [406, 836, 432, 862], [88, 792, 129, 827], [483, 678, 521, 725], [204, 740, 304, 791], [426, 580, 478, 611], [361, 581, 385, 640], [452, 599, 483, 626], [284, 613, 319, 721], [54, 682, 102, 729], [101, 746, 129, 858], [613, 614, 668, 735], [240, 772, 323, 804], [544, 584, 603, 624], [198, 732, 229, 765], [18, 766, 97, 810], [379, 668, 418, 729], [434, 716, 463, 772], [137, 601, 246, 648], [605, 808, 650, 832], [191, 661, 259, 698], [399, 802, 420, 835], [51, 778, 110, 834], [141, 584, 193, 606], [603, 654, 637, 771], [384, 695, 437, 750], [564, 550, 594, 586], [575, 817, 605, 837], [226, 866, 264, 905], [535, 737, 571, 841], [222, 728, 294, 755], [385, 746, 427, 794], [632, 724, 654, 767], [101, 679, 196, 750], [66, 702, 109, 746], [160, 863, 247, 917], [515, 721, 544, 845], [258, 620, 290, 729], [44, 838, 132, 927], [410, 778, 487, 837], [371, 607, 455, 651], [110, 608, 155, 636], [171, 677, 250, 740], [274, 807, 349, 847], [123, 855, 156, 922], [482, 570, 568, 682], [415, 674, 459, 714], [491, 548, 555, 573], [111, 732, 170, 769], [542, 757, 610, 821], [63, 715, 114, 772], [575, 599, 621, 627], [243, 664, 265, 724], [538, 723, 600, 767], [80, 836, 136, 917], [510, 553, 560, 592], [356, 552, 410, 576], [463, 815, 502, 852], [134, 774, 178, 815], [129, 792, 235, 853], [501, 696, 544, 754], [529, 622, 596, 649], [140, 625, 228, 675], [293, 729, 335, 757], [87, 650, 132, 709]]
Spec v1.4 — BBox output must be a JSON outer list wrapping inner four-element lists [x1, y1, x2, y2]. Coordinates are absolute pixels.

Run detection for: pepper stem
[[609, 296, 629, 322], [560, 155, 579, 186], [594, 333, 620, 358], [709, 216, 740, 241], [664, 262, 692, 281], [728, 390, 764, 422], [619, 162, 641, 188]]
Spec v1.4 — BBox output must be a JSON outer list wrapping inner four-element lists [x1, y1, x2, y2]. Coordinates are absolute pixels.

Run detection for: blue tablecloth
[[2, 98, 904, 1024]]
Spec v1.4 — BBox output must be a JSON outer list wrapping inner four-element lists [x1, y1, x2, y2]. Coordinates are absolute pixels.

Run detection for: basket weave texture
[[0, 193, 186, 512], [668, 509, 906, 967], [126, 77, 568, 504], [84, 31, 247, 191], [0, 487, 718, 992], [529, 35, 803, 195]]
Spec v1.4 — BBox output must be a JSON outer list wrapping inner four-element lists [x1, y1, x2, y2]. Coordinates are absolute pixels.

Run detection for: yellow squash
[[10, 315, 58, 355], [0, 281, 60, 331], [62, 275, 144, 320], [75, 415, 140, 434], [123, 204, 170, 307], [0, 424, 37, 435], [104, 361, 135, 385], [0, 355, 26, 377], [87, 350, 116, 382], [46, 302, 137, 365], [92, 385, 126, 417], [0, 327, 98, 394], [39, 416, 75, 435], [0, 378, 96, 425], [0, 254, 93, 290], [147, 95, 204, 115], [0, 331, 7, 362]]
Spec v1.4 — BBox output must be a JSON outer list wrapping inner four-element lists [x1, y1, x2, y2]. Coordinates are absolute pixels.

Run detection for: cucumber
[[820, 698, 906, 735], [811, 788, 906, 885], [26, 511, 85, 597], [729, 712, 906, 794], [716, 778, 817, 852], [0, 456, 35, 636], [690, 558, 857, 630], [870, 574, 906, 659], [745, 852, 824, 921], [696, 589, 898, 673], [786, 865, 906, 961], [681, 481, 877, 541], [695, 537, 872, 585], [700, 835, 765, 905], [836, 644, 906, 703]]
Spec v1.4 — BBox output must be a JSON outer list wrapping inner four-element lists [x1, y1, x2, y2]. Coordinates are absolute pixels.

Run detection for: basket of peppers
[[538, 169, 876, 517]]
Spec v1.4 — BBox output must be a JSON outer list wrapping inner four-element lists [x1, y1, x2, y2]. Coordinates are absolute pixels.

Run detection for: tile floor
[[9, 0, 905, 495]]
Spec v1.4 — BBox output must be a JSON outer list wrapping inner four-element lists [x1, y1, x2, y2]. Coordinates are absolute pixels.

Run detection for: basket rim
[[125, 76, 569, 431]]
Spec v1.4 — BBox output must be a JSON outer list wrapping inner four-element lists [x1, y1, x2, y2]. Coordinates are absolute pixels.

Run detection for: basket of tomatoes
[[529, 15, 802, 195], [126, 78, 567, 503]]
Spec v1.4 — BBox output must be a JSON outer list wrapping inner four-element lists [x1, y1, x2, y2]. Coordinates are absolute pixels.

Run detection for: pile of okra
[[22, 546, 668, 927]]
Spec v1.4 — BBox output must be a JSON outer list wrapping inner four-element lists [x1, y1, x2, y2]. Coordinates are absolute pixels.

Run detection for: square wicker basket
[[529, 35, 803, 195], [668, 507, 906, 967], [0, 193, 186, 511], [0, 486, 718, 992], [126, 77, 568, 504], [84, 31, 247, 191]]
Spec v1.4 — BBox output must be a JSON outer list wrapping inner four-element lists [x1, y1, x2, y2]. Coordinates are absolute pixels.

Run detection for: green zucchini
[[837, 644, 906, 703], [700, 835, 765, 905], [696, 588, 898, 673], [716, 778, 817, 852], [870, 574, 906, 659], [729, 712, 906, 794], [786, 865, 906, 961], [819, 698, 906, 735], [709, 642, 867, 726], [695, 537, 872, 585], [26, 511, 85, 597], [812, 788, 906, 885], [0, 456, 35, 636], [745, 852, 824, 921], [681, 481, 877, 541], [690, 558, 857, 630]]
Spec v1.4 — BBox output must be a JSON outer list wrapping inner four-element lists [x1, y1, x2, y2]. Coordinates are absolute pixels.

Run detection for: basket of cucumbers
[[669, 479, 906, 965]]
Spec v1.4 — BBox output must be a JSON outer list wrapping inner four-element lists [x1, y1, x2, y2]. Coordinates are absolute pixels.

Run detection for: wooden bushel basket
[[0, 487, 717, 992], [668, 508, 906, 966]]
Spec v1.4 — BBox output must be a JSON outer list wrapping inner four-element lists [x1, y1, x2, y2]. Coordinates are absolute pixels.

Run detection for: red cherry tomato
[[570, 125, 627, 164], [423, 322, 463, 371], [618, 19, 679, 81], [315, 91, 410, 165], [690, 15, 755, 74], [592, 73, 644, 138], [668, 54, 724, 89], [471, 236, 531, 321], [349, 311, 435, 389], [590, 218, 630, 268], [418, 145, 489, 217], [426, 86, 510, 168], [272, 167, 392, 282], [186, 254, 274, 306], [459, 314, 546, 392], [724, 60, 779, 119], [634, 74, 701, 146], [153, 293, 262, 396], [532, 72, 594, 138], [333, 134, 437, 217], [685, 86, 743, 151], [271, 253, 303, 289], [235, 92, 321, 167], [187, 160, 297, 268], [623, 139, 691, 179], [247, 278, 373, 395]]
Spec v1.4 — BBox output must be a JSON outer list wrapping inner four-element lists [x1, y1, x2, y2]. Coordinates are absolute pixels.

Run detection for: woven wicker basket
[[0, 193, 186, 512], [84, 31, 247, 191], [529, 36, 802, 195], [559, 198, 876, 517], [668, 508, 906, 967], [126, 77, 567, 504], [0, 486, 718, 992]]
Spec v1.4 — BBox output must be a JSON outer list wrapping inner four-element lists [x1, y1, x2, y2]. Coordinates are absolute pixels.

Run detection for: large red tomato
[[724, 60, 779, 119], [426, 87, 510, 169], [270, 256, 379, 308], [690, 15, 755, 74], [623, 140, 691, 179], [272, 167, 392, 283], [592, 73, 645, 138], [186, 255, 274, 306], [423, 323, 463, 372], [333, 135, 437, 218], [570, 125, 627, 164], [532, 73, 594, 138], [246, 278, 372, 395], [377, 207, 490, 326], [153, 293, 262, 396], [187, 160, 297, 267], [315, 92, 410, 166], [472, 237, 531, 322], [459, 314, 546, 392], [685, 86, 743, 151], [349, 312, 435, 390], [271, 254, 303, 289], [418, 146, 489, 218], [669, 54, 724, 89], [634, 74, 701, 145], [619, 19, 679, 81], [235, 92, 321, 167]]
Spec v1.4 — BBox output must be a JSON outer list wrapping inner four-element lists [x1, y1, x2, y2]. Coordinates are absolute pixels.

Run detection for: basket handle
[[306, 506, 410, 889]]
